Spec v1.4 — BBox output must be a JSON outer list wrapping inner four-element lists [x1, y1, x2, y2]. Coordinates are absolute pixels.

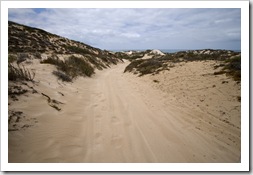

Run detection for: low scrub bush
[[124, 59, 144, 73], [41, 55, 94, 81], [40, 57, 63, 65], [158, 54, 173, 61], [224, 56, 241, 70], [138, 60, 163, 76], [224, 56, 241, 81], [86, 56, 104, 70], [65, 45, 92, 55], [129, 54, 145, 61], [114, 52, 130, 60], [67, 56, 94, 77], [124, 59, 164, 76], [213, 56, 241, 81], [227, 71, 240, 81]]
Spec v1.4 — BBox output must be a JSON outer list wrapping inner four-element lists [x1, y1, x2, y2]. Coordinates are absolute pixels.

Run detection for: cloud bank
[[8, 8, 241, 50]]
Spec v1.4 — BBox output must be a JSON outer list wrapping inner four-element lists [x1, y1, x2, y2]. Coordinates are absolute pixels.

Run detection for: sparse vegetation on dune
[[124, 59, 169, 76], [124, 59, 144, 73], [128, 53, 145, 61], [67, 55, 95, 77], [124, 49, 241, 82], [8, 21, 122, 72], [214, 55, 241, 81], [114, 51, 146, 61], [162, 49, 240, 62], [124, 57, 166, 75], [64, 45, 93, 55]]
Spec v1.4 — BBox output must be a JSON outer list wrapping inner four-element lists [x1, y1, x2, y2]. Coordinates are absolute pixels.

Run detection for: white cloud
[[120, 33, 140, 38], [8, 8, 241, 50]]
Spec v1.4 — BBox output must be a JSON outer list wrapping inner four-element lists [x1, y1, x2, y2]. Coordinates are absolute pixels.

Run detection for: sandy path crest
[[9, 60, 240, 163], [82, 62, 158, 162], [77, 61, 237, 163]]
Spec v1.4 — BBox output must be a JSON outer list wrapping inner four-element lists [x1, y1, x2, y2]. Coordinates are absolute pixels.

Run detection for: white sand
[[8, 60, 240, 163], [150, 49, 165, 55]]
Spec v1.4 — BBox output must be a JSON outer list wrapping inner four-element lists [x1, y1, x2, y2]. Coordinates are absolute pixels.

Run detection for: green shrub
[[213, 56, 240, 81], [129, 54, 145, 60], [137, 60, 163, 76], [40, 57, 63, 65], [65, 45, 92, 55], [124, 59, 144, 73], [227, 71, 240, 81], [114, 52, 130, 60], [224, 56, 241, 70], [124, 59, 164, 76], [67, 56, 94, 77], [41, 55, 94, 81], [86, 56, 104, 70], [224, 56, 241, 81]]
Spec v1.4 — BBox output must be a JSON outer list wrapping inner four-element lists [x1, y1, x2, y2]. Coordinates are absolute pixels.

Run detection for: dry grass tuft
[[8, 63, 35, 81]]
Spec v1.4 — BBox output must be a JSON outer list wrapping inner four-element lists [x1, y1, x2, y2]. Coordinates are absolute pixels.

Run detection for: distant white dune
[[150, 49, 165, 56], [125, 51, 133, 55]]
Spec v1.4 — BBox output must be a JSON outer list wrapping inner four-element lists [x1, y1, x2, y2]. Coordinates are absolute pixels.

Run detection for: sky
[[8, 8, 241, 51]]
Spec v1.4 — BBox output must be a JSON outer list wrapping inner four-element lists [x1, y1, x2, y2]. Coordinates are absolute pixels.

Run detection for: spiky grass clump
[[8, 63, 35, 81], [41, 55, 94, 81]]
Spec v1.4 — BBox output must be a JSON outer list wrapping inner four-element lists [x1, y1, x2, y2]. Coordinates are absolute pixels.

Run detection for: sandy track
[[8, 61, 240, 163]]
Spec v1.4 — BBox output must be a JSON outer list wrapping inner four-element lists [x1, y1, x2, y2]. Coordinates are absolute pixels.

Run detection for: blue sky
[[8, 8, 241, 50]]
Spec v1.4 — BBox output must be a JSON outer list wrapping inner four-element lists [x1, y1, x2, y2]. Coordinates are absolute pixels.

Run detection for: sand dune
[[8, 60, 240, 163]]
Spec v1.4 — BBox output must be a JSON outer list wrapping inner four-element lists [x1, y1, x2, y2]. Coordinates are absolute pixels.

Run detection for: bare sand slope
[[8, 60, 240, 163]]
